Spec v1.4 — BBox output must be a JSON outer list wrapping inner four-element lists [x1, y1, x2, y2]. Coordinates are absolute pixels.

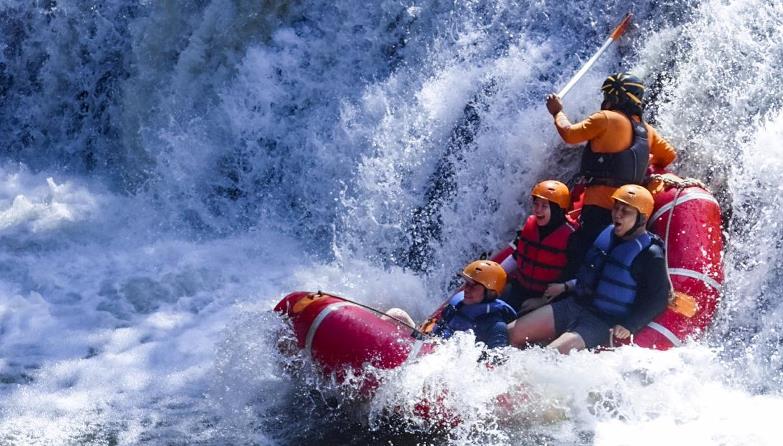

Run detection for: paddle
[[557, 13, 633, 99]]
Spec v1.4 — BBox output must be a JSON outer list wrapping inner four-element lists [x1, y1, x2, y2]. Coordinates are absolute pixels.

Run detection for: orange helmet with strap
[[611, 184, 654, 219], [462, 260, 507, 294], [531, 180, 570, 210]]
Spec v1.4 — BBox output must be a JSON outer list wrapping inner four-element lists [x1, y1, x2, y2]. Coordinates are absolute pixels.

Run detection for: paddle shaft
[[557, 13, 633, 99], [320, 292, 427, 338]]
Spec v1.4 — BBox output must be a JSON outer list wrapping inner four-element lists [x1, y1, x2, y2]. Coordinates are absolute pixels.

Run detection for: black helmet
[[601, 72, 645, 107]]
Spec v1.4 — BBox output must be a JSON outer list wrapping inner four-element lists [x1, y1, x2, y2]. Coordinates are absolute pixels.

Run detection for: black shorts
[[552, 297, 612, 349]]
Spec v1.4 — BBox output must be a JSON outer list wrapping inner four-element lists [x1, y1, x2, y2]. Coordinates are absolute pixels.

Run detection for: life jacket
[[514, 215, 575, 293], [575, 225, 655, 319], [580, 114, 650, 187], [433, 291, 517, 339]]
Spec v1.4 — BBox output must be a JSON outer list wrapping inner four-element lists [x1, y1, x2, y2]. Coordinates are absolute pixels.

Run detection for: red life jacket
[[514, 215, 576, 293]]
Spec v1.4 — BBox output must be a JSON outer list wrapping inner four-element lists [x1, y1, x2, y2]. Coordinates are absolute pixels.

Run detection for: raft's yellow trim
[[668, 291, 699, 318], [292, 292, 326, 314], [418, 317, 438, 335]]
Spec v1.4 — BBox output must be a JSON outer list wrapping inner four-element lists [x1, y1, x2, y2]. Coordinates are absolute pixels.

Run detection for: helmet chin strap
[[483, 288, 497, 302], [622, 213, 646, 238]]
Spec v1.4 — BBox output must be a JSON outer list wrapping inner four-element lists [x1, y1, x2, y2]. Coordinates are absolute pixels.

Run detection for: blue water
[[1, 0, 782, 444]]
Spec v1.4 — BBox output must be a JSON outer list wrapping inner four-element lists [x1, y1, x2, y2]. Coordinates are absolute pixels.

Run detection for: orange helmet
[[531, 180, 570, 210], [462, 260, 507, 294], [611, 184, 654, 219]]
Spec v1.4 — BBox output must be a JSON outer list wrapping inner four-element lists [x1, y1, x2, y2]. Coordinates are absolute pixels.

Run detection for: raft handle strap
[[322, 292, 429, 340], [647, 174, 709, 192]]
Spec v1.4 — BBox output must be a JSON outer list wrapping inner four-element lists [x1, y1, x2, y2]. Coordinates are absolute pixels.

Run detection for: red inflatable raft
[[274, 172, 724, 372], [274, 291, 435, 375], [629, 173, 724, 348]]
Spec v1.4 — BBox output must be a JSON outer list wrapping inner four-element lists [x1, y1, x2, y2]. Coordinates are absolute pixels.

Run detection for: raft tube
[[274, 292, 434, 377], [632, 176, 724, 349]]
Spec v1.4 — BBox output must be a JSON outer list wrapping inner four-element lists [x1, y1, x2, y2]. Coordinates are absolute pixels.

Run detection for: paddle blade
[[610, 13, 634, 40]]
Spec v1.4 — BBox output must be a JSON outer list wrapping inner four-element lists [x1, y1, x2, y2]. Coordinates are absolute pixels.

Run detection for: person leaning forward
[[545, 72, 676, 260], [506, 185, 670, 353]]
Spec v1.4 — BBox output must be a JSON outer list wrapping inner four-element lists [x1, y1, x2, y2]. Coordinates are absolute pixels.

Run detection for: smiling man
[[506, 184, 670, 353]]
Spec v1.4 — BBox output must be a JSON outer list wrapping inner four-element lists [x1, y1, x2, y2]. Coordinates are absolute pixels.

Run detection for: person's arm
[[546, 94, 608, 145], [647, 125, 677, 168], [559, 231, 584, 281], [476, 316, 510, 349], [500, 254, 516, 274], [541, 231, 584, 301], [553, 111, 609, 145], [502, 230, 520, 274], [621, 244, 671, 332]]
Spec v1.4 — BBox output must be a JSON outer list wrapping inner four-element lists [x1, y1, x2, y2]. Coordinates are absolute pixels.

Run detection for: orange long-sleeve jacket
[[553, 110, 677, 209]]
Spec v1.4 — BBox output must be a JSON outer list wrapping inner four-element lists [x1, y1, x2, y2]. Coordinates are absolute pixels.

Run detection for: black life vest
[[580, 114, 650, 187]]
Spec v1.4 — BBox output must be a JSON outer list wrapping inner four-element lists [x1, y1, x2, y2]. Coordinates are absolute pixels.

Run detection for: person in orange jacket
[[499, 180, 580, 314], [545, 72, 676, 259]]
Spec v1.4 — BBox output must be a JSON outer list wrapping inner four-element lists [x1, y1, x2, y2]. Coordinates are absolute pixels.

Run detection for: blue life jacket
[[576, 225, 653, 318], [433, 291, 517, 339]]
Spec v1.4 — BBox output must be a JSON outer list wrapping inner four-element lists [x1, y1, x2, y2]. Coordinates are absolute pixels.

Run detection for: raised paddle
[[557, 13, 633, 99]]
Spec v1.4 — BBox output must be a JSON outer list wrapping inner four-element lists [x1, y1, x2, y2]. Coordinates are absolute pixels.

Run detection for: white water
[[0, 0, 782, 444]]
